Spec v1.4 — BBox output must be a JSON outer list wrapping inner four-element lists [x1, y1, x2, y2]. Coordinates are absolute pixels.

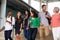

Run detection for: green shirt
[[30, 17, 40, 28]]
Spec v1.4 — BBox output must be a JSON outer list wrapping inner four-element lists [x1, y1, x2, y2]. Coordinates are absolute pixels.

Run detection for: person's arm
[[0, 26, 5, 32], [20, 19, 23, 31], [6, 20, 12, 24], [40, 22, 44, 26], [50, 17, 53, 28], [20, 23, 23, 31], [12, 17, 15, 25], [46, 12, 51, 19], [38, 13, 44, 26], [23, 18, 25, 28], [26, 19, 30, 30]]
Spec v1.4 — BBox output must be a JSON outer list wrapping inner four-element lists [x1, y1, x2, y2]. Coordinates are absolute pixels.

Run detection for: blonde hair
[[53, 7, 59, 13]]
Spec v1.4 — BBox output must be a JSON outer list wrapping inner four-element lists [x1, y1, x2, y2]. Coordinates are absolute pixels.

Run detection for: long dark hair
[[25, 10, 30, 19], [31, 10, 38, 18], [16, 11, 22, 22]]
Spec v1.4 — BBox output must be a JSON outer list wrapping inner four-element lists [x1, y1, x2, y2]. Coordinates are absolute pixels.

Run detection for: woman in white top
[[0, 10, 15, 40]]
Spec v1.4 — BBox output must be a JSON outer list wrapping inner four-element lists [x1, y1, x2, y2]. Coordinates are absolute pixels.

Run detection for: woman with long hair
[[23, 10, 30, 40], [15, 11, 23, 40], [29, 11, 40, 40]]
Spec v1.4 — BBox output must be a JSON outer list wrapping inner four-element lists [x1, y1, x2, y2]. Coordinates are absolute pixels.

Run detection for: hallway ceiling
[[7, 0, 39, 13]]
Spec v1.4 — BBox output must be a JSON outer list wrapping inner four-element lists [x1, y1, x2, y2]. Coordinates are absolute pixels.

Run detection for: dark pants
[[30, 28, 37, 40], [4, 30, 12, 40], [24, 28, 30, 40]]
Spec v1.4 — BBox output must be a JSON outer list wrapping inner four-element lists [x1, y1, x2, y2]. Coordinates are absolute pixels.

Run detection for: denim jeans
[[30, 28, 37, 40], [4, 30, 12, 40], [24, 27, 31, 40]]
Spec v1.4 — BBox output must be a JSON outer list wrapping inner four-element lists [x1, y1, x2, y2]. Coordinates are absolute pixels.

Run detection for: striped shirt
[[38, 12, 49, 26]]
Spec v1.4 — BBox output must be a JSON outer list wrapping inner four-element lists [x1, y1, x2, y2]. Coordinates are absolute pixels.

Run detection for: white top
[[4, 16, 15, 31], [38, 12, 49, 26]]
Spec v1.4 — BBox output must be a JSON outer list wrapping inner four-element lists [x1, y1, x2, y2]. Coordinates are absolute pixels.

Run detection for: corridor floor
[[0, 30, 53, 40]]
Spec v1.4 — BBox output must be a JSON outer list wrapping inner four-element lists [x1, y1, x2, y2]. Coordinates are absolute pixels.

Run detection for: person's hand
[[49, 26, 52, 33], [46, 15, 49, 18], [20, 29, 22, 32], [26, 27, 29, 30], [0, 26, 5, 32], [6, 20, 12, 24], [8, 22, 12, 24], [0, 29, 3, 32], [40, 23, 43, 26], [50, 25, 52, 29], [46, 15, 51, 19]]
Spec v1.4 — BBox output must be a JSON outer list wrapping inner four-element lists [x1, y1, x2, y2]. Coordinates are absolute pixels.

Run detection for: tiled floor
[[0, 30, 53, 40]]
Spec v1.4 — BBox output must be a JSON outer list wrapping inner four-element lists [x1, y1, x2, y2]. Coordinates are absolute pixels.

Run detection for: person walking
[[0, 10, 15, 40], [38, 5, 50, 40], [15, 11, 23, 40], [51, 7, 60, 40], [29, 11, 40, 40], [23, 10, 30, 40]]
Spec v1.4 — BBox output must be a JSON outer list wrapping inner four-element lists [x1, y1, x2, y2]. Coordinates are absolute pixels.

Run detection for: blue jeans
[[24, 28, 30, 40], [30, 28, 37, 40], [4, 30, 12, 40]]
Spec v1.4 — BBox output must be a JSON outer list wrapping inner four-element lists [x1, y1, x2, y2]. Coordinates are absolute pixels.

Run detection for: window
[[48, 1, 60, 16], [31, 0, 40, 11], [22, 0, 28, 4]]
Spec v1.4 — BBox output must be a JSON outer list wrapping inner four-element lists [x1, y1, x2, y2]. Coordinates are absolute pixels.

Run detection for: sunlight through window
[[48, 1, 60, 16]]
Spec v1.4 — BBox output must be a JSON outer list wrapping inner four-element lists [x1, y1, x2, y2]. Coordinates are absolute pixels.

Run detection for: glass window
[[31, 0, 40, 11], [48, 1, 60, 16], [22, 0, 28, 4]]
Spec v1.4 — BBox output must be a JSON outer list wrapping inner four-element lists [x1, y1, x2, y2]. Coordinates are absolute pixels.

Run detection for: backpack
[[11, 17, 15, 29], [45, 11, 51, 25]]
